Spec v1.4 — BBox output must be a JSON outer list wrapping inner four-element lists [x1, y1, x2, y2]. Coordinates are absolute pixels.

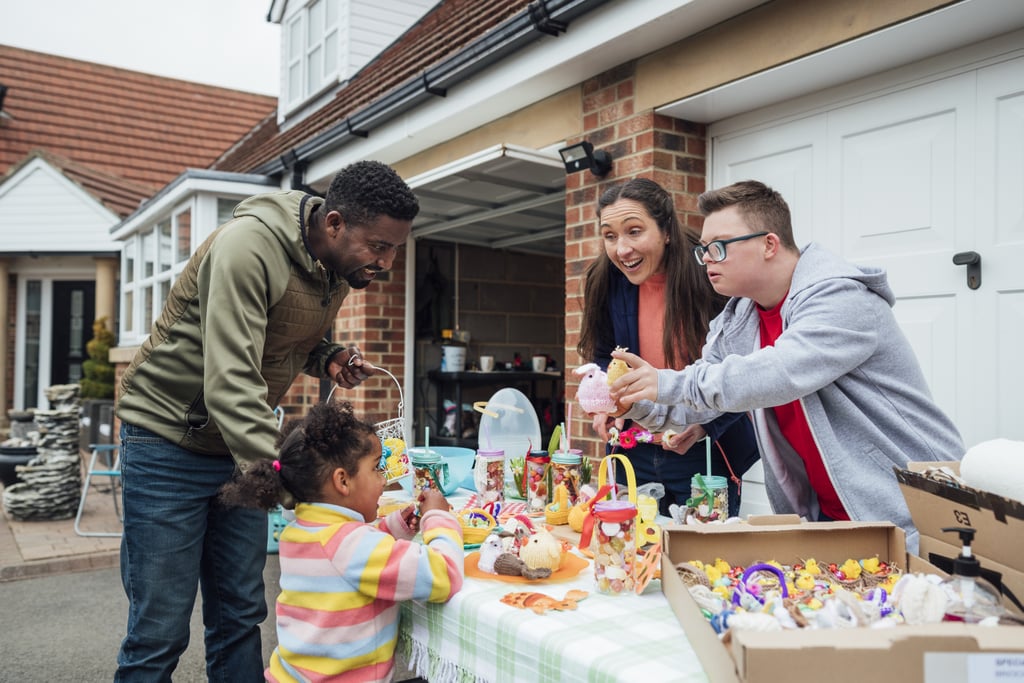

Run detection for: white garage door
[[708, 54, 1024, 517], [711, 54, 1024, 450]]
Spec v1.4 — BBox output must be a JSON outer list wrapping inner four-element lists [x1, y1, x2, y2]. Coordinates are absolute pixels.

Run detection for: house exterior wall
[[561, 62, 710, 460], [635, 0, 953, 112], [392, 88, 583, 180], [0, 161, 119, 253]]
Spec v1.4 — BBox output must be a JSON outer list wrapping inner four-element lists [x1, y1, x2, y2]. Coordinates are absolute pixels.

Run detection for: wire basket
[[328, 364, 409, 483], [372, 367, 406, 442]]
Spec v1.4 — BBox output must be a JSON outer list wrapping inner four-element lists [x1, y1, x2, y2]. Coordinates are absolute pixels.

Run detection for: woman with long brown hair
[[578, 177, 758, 516]]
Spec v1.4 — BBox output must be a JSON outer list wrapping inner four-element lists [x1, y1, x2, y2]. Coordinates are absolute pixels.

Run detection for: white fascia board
[[303, 0, 765, 185], [110, 175, 276, 241]]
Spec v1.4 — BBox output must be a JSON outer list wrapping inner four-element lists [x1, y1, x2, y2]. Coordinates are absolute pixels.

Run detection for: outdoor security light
[[558, 140, 613, 177]]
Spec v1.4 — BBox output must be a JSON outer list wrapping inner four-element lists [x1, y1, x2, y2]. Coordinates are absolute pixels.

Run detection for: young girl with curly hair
[[219, 400, 463, 683]]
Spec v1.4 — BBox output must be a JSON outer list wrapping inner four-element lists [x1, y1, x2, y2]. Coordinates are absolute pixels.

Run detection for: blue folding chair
[[74, 443, 122, 537]]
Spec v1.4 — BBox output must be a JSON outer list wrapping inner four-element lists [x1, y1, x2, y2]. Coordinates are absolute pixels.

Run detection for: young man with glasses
[[608, 180, 963, 552]]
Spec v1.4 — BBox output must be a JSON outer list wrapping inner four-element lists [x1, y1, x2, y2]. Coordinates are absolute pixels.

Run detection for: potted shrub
[[79, 317, 116, 451]]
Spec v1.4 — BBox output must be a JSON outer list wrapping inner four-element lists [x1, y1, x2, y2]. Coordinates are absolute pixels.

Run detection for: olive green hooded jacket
[[117, 191, 350, 467]]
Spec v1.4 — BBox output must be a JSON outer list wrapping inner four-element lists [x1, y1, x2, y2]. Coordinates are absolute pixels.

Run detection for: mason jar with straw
[[687, 437, 728, 522]]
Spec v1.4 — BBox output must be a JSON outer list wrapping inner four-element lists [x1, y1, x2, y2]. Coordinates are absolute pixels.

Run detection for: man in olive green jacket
[[114, 161, 419, 682]]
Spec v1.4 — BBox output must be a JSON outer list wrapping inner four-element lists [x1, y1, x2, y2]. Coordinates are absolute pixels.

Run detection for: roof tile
[[1, 44, 277, 215], [213, 0, 528, 174]]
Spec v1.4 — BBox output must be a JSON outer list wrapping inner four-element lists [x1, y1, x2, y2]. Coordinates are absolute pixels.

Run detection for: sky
[[0, 0, 280, 96]]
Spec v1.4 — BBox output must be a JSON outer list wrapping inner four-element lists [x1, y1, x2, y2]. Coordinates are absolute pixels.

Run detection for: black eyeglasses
[[692, 231, 769, 265]]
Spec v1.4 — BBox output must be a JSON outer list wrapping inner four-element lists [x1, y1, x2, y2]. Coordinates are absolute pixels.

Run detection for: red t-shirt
[[757, 299, 849, 521]]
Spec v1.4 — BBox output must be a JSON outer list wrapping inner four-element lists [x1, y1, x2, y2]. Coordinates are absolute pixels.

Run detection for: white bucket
[[441, 345, 467, 372]]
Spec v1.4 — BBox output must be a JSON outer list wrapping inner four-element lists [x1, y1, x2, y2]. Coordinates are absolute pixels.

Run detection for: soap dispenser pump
[[940, 526, 1006, 623]]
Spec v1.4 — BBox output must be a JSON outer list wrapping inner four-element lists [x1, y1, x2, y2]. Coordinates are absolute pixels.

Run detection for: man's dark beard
[[344, 266, 381, 289]]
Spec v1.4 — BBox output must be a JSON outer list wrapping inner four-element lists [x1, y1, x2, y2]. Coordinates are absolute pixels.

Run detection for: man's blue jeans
[[115, 423, 268, 682]]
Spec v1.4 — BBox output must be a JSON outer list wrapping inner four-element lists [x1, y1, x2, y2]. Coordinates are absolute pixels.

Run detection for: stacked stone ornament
[[2, 384, 84, 520]]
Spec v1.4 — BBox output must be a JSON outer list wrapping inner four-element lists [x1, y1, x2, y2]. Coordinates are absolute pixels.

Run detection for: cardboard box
[[661, 520, 1024, 683], [896, 462, 1024, 615]]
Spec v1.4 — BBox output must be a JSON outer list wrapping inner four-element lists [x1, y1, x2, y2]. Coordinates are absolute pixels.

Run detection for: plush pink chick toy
[[574, 363, 618, 414]]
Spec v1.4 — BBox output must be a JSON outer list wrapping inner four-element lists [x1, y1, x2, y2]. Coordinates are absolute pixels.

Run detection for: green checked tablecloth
[[397, 550, 709, 683]]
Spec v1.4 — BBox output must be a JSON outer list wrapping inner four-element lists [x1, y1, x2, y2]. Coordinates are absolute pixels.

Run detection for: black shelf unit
[[426, 370, 564, 449]]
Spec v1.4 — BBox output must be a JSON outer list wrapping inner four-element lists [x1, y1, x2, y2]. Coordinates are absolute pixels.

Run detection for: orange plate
[[464, 551, 588, 583]]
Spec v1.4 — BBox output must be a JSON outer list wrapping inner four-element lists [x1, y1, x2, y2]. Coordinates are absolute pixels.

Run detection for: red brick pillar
[[279, 249, 408, 428], [564, 62, 709, 467]]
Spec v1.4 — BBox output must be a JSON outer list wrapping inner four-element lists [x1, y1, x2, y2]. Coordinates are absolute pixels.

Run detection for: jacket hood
[[791, 242, 895, 306], [232, 190, 322, 277]]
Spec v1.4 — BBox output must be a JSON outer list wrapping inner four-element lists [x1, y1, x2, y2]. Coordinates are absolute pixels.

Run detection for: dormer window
[[273, 0, 434, 120], [285, 0, 340, 107]]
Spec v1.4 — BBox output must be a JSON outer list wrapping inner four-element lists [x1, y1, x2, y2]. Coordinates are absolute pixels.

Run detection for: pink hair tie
[[272, 460, 282, 472]]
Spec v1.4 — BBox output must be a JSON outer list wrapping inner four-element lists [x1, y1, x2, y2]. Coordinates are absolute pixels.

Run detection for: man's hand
[[608, 349, 659, 406], [327, 345, 377, 389], [662, 424, 706, 454]]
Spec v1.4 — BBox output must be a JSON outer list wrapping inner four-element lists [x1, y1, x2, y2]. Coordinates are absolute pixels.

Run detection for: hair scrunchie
[[272, 460, 282, 472]]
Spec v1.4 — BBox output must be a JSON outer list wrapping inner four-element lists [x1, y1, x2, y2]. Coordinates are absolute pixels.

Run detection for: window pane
[[157, 219, 172, 272], [217, 198, 238, 225], [124, 239, 135, 284], [160, 280, 171, 315], [124, 290, 134, 333], [175, 209, 192, 263], [289, 63, 302, 101], [23, 281, 41, 409], [144, 286, 154, 335], [308, 0, 324, 44], [324, 29, 337, 75], [325, 0, 337, 26], [142, 230, 156, 279], [307, 45, 322, 94], [288, 17, 302, 60]]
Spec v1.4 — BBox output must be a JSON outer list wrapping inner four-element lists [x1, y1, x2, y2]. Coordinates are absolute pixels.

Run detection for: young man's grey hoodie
[[623, 243, 964, 551]]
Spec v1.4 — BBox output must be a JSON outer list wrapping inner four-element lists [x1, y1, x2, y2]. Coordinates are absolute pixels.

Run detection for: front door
[[50, 281, 94, 389]]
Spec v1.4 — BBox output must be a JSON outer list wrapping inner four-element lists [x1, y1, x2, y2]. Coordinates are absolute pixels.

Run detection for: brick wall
[[564, 61, 709, 461], [277, 249, 409, 429]]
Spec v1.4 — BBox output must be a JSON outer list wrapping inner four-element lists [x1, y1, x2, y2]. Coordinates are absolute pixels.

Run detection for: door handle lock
[[952, 251, 981, 290]]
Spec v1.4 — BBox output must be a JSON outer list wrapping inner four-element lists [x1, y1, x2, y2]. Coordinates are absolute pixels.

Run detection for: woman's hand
[[591, 412, 625, 441], [327, 345, 377, 389], [608, 349, 659, 406], [662, 424, 706, 454]]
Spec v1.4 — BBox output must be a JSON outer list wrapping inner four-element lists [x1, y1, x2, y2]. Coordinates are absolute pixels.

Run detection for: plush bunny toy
[[574, 363, 618, 414]]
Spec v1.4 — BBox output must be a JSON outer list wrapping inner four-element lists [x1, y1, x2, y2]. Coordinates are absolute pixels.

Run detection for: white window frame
[[284, 0, 340, 111], [120, 204, 193, 342], [112, 173, 278, 347]]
